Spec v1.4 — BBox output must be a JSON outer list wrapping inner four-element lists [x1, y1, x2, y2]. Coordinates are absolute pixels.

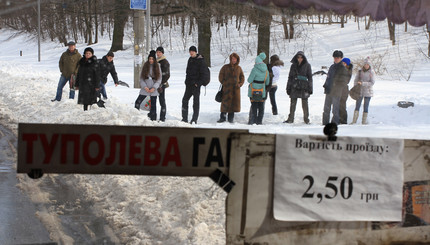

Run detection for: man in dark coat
[[322, 50, 350, 125], [181, 46, 209, 124], [52, 41, 81, 101], [156, 46, 170, 122], [98, 51, 119, 100], [75, 47, 100, 111], [285, 51, 313, 124]]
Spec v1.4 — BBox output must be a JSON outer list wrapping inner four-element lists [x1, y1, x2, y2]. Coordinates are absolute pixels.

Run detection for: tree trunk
[[282, 15, 289, 39], [388, 20, 395, 45], [110, 0, 129, 51], [257, 7, 272, 62], [197, 0, 211, 67], [288, 17, 294, 39]]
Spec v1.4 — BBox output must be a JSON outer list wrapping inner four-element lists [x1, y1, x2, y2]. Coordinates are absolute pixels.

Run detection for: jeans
[[322, 94, 341, 125], [249, 101, 265, 125], [355, 96, 371, 113], [54, 75, 75, 101], [99, 82, 107, 99], [182, 85, 201, 122], [268, 86, 278, 114], [135, 95, 157, 121], [159, 89, 167, 121]]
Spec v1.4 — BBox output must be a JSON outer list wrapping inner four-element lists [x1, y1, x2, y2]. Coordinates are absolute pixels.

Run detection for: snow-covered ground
[[1, 16, 430, 244]]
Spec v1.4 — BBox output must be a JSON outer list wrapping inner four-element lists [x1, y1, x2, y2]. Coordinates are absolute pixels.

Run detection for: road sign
[[130, 0, 146, 10]]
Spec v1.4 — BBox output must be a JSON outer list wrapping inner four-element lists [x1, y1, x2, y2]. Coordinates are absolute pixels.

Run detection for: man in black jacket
[[156, 46, 170, 122], [98, 51, 119, 100], [181, 46, 209, 124]]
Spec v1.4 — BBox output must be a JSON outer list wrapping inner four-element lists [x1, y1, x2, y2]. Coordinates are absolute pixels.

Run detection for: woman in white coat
[[135, 50, 162, 121], [352, 57, 375, 124]]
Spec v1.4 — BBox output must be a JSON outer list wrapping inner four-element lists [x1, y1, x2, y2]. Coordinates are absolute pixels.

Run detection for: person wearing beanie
[[156, 46, 170, 122], [181, 45, 209, 124], [351, 56, 375, 124], [339, 57, 354, 124], [322, 50, 350, 125], [75, 47, 100, 111], [98, 50, 119, 100], [51, 41, 82, 102], [285, 51, 313, 124], [134, 50, 162, 121], [247, 52, 269, 125]]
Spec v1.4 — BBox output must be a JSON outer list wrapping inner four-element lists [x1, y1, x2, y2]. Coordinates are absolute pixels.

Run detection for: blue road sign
[[130, 0, 146, 10]]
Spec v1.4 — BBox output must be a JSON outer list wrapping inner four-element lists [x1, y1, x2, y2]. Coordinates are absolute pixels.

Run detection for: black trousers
[[339, 86, 349, 124], [249, 101, 265, 125], [158, 89, 166, 121], [268, 86, 278, 115], [182, 85, 201, 122], [135, 94, 157, 121]]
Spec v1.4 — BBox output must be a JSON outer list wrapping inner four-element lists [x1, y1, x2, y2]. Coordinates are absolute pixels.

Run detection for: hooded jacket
[[287, 51, 313, 99], [247, 52, 270, 99]]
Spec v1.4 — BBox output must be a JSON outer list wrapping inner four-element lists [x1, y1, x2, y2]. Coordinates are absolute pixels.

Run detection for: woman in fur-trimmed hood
[[217, 53, 245, 123]]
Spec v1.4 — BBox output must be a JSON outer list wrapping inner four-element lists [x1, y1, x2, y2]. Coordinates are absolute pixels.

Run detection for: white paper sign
[[274, 135, 404, 221]]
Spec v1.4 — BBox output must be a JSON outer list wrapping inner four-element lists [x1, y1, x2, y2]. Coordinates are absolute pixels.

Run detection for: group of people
[[52, 42, 375, 125]]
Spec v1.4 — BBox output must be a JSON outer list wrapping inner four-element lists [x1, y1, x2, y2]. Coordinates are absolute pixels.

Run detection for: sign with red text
[[274, 135, 404, 221], [18, 123, 246, 176]]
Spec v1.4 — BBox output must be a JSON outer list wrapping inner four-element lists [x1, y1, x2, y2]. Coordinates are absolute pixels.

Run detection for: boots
[[351, 110, 359, 124], [362, 112, 368, 124], [217, 112, 226, 123]]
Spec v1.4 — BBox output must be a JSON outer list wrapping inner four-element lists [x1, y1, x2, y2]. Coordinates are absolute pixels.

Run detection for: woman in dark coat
[[217, 53, 245, 123], [285, 51, 313, 124], [75, 47, 100, 111], [339, 58, 353, 124]]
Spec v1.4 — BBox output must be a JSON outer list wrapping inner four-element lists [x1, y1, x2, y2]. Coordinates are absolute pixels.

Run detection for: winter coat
[[271, 65, 282, 87], [59, 49, 81, 78], [354, 67, 375, 97], [75, 55, 100, 105], [185, 54, 208, 87], [248, 53, 270, 99], [98, 55, 119, 85], [157, 56, 170, 88], [219, 54, 245, 113], [323, 61, 349, 97], [287, 51, 313, 99], [139, 64, 162, 96]]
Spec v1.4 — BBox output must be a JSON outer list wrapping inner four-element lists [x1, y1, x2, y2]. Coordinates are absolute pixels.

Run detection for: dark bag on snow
[[215, 85, 223, 103], [349, 84, 362, 100]]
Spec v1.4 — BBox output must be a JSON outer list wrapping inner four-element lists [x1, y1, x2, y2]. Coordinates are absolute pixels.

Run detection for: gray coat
[[354, 68, 375, 97], [139, 65, 162, 96]]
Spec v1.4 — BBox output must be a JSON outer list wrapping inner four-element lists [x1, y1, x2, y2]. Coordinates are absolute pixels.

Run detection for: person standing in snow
[[268, 55, 284, 115], [98, 51, 119, 100], [322, 50, 350, 125], [248, 52, 270, 125], [52, 41, 81, 102], [75, 47, 100, 111], [351, 57, 375, 124], [181, 46, 209, 124], [156, 46, 170, 122], [339, 57, 353, 124], [135, 50, 162, 121], [217, 52, 245, 123], [285, 51, 313, 124]]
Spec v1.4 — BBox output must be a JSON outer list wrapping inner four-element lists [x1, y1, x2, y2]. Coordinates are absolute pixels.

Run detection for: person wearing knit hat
[[51, 40, 82, 102], [322, 50, 349, 125], [156, 46, 170, 122], [181, 45, 209, 124], [351, 56, 375, 124], [98, 50, 119, 100], [134, 50, 162, 121], [247, 52, 270, 125], [75, 47, 100, 111], [340, 57, 353, 124]]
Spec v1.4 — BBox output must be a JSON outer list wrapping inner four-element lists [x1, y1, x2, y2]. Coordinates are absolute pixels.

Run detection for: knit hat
[[342, 58, 351, 66], [148, 50, 156, 60], [364, 56, 371, 66], [106, 51, 114, 57], [258, 52, 266, 61], [84, 47, 94, 54], [156, 46, 164, 54], [189, 46, 197, 52], [332, 50, 343, 58]]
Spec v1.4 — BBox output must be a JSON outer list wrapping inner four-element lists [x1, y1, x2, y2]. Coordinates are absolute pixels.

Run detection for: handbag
[[349, 84, 362, 100], [215, 84, 223, 103], [251, 71, 268, 102]]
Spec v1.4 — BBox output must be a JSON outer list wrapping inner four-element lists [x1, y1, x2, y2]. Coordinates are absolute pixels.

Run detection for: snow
[[1, 16, 430, 244]]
